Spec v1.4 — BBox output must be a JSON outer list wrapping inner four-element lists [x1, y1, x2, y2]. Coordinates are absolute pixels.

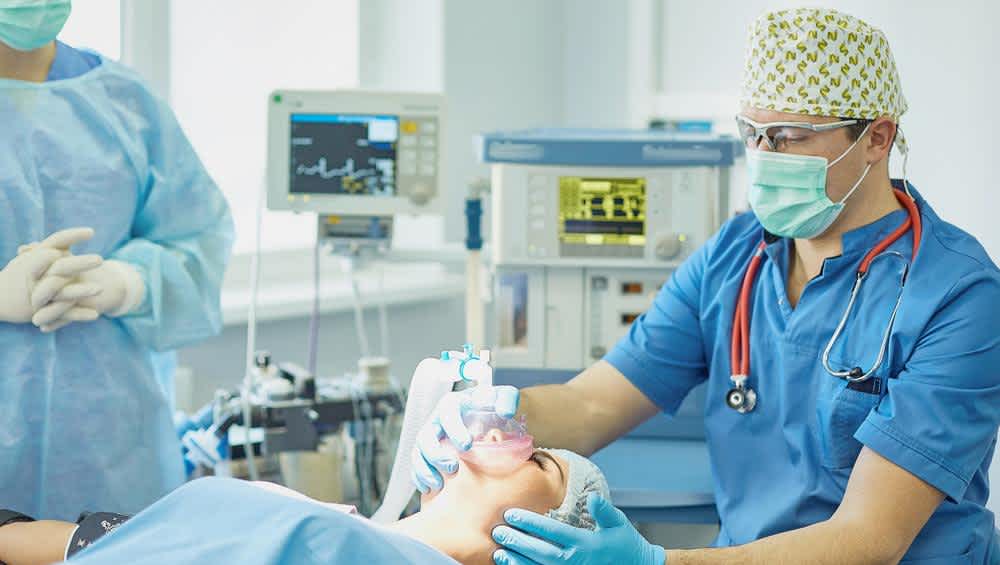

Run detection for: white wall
[[658, 0, 1000, 523], [562, 0, 659, 128], [440, 0, 569, 241], [359, 0, 443, 92]]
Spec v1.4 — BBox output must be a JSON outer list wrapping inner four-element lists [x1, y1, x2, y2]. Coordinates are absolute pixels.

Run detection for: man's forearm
[[665, 518, 904, 565], [518, 361, 660, 455], [519, 382, 602, 454]]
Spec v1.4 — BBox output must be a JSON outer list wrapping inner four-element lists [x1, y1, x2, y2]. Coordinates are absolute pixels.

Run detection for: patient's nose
[[483, 428, 505, 443]]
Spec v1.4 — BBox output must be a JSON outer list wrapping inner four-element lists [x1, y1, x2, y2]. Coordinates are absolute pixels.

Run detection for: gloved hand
[[0, 228, 103, 325], [492, 493, 666, 565], [411, 385, 520, 493], [32, 259, 145, 332]]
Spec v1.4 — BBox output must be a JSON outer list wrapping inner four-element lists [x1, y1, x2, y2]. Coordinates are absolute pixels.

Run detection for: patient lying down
[[0, 448, 608, 565]]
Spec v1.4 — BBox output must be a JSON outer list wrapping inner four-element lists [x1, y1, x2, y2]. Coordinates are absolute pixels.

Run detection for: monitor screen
[[558, 176, 647, 246], [289, 113, 399, 197]]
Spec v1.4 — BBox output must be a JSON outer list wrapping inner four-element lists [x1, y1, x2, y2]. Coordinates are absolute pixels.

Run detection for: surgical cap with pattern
[[741, 8, 909, 152]]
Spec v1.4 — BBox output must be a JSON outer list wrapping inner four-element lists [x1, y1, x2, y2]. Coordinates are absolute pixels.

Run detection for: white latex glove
[[32, 259, 145, 332], [0, 228, 103, 324], [21, 228, 108, 308]]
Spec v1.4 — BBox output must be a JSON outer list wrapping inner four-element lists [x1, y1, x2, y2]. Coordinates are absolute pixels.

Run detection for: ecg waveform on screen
[[295, 157, 379, 194], [296, 157, 376, 180]]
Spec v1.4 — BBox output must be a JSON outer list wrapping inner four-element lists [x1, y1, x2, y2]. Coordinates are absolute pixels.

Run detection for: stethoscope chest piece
[[726, 385, 757, 413]]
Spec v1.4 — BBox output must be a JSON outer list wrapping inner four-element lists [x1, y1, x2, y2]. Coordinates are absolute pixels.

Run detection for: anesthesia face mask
[[447, 409, 534, 474]]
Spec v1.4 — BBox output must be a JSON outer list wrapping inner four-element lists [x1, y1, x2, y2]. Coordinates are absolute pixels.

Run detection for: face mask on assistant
[[0, 0, 71, 52]]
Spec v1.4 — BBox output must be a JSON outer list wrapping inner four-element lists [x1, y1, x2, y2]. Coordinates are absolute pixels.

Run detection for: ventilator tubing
[[371, 358, 457, 523]]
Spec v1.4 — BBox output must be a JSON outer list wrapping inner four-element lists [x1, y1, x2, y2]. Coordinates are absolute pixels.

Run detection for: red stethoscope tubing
[[730, 188, 921, 380]]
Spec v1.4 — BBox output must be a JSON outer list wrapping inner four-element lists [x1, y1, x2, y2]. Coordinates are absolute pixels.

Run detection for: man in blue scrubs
[[0, 0, 233, 522], [415, 8, 1000, 564]]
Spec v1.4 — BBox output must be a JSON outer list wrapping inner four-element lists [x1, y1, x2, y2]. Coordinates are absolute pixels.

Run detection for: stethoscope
[[726, 188, 922, 413]]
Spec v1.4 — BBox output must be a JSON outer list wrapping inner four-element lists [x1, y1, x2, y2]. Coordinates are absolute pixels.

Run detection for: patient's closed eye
[[530, 452, 547, 471]]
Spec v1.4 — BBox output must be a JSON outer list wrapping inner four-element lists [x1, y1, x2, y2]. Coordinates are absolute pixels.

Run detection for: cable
[[348, 386, 365, 512], [307, 236, 321, 376], [341, 256, 376, 513], [387, 373, 406, 414], [360, 388, 375, 514], [344, 258, 371, 358], [901, 142, 912, 198], [377, 263, 390, 357], [349, 378, 376, 515], [370, 427, 382, 501], [374, 379, 404, 500], [241, 175, 267, 481]]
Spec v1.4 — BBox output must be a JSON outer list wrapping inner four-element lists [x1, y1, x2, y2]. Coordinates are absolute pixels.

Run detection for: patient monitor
[[267, 90, 444, 218]]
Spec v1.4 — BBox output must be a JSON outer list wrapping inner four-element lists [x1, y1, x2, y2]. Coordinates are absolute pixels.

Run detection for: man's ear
[[866, 116, 896, 162]]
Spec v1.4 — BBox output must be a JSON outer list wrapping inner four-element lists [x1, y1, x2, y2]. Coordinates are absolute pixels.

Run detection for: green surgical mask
[[746, 126, 871, 239], [0, 0, 71, 52]]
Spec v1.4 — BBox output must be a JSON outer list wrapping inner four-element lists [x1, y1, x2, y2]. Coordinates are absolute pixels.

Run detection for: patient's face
[[420, 448, 567, 524]]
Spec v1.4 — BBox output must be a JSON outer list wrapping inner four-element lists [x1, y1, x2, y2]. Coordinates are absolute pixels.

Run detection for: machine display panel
[[289, 113, 399, 197], [558, 177, 646, 246]]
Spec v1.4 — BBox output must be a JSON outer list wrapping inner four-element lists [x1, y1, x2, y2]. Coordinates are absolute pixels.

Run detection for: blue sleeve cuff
[[854, 417, 968, 502], [603, 347, 690, 416]]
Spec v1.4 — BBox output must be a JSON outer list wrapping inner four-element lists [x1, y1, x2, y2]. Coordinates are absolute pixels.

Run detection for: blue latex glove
[[492, 493, 666, 565], [174, 406, 219, 478], [411, 385, 520, 493]]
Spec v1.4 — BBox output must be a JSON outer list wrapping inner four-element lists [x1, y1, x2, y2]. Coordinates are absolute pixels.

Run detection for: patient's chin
[[419, 490, 439, 506]]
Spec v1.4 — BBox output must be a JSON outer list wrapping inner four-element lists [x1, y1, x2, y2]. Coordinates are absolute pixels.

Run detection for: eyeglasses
[[735, 115, 862, 152]]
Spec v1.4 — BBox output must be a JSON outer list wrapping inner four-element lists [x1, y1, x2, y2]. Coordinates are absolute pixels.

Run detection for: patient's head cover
[[540, 448, 610, 530]]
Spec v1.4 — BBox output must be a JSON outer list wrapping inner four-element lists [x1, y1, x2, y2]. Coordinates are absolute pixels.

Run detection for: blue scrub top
[[47, 40, 101, 81], [606, 182, 1000, 563]]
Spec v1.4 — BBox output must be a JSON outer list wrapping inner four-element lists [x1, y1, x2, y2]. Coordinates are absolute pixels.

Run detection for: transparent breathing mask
[[443, 409, 535, 474]]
